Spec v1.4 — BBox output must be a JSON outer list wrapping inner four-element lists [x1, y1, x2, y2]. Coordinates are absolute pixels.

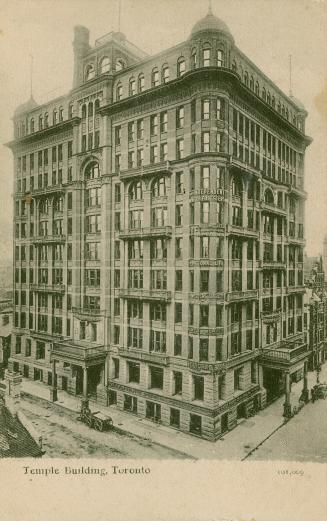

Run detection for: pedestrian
[[311, 388, 315, 403]]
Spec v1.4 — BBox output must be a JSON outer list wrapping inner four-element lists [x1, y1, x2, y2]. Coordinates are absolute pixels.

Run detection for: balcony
[[72, 307, 105, 322], [189, 224, 225, 236], [119, 226, 172, 240], [52, 339, 106, 366], [287, 285, 306, 294], [119, 288, 172, 302], [188, 326, 224, 336], [260, 260, 286, 270], [119, 161, 171, 181], [189, 258, 224, 268], [260, 201, 287, 216], [260, 341, 308, 367], [226, 224, 259, 238], [31, 184, 65, 197], [226, 290, 258, 302], [31, 283, 65, 294], [261, 310, 281, 323], [118, 347, 169, 366], [187, 360, 226, 375], [32, 235, 66, 244]]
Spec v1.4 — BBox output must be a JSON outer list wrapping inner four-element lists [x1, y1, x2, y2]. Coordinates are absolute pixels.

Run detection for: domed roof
[[14, 96, 38, 117], [190, 7, 233, 40]]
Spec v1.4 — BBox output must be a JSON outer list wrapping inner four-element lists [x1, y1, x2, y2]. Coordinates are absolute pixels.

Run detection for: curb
[[21, 390, 196, 460]]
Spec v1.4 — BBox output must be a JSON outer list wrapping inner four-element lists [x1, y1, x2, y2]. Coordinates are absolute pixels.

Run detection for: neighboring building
[[304, 257, 327, 371], [0, 298, 12, 378], [6, 7, 312, 440]]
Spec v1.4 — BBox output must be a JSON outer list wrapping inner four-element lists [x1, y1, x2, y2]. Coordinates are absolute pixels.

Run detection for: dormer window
[[30, 118, 35, 133], [244, 71, 249, 86], [271, 96, 275, 108], [44, 113, 49, 128], [250, 76, 254, 90], [151, 68, 159, 87], [203, 47, 211, 67], [59, 106, 64, 122], [177, 57, 186, 77], [116, 59, 125, 71], [262, 88, 266, 101], [162, 65, 170, 83], [191, 50, 197, 69], [53, 109, 57, 125], [39, 115, 43, 130], [68, 102, 74, 118], [129, 78, 136, 96], [267, 92, 271, 105], [217, 50, 224, 67], [138, 73, 145, 92], [85, 64, 95, 81], [255, 81, 259, 95], [100, 56, 110, 74]]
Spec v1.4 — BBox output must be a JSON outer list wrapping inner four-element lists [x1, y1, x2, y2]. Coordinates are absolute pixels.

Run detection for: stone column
[[283, 371, 292, 417]]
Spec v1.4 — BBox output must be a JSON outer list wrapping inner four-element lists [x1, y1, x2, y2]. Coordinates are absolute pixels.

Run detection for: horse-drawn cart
[[79, 399, 113, 431]]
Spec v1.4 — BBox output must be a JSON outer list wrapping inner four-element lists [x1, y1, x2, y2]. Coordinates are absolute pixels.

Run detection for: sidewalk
[[20, 366, 327, 460]]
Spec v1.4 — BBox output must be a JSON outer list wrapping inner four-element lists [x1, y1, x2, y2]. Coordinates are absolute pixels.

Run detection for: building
[[304, 256, 327, 371], [6, 7, 312, 440], [0, 297, 12, 378]]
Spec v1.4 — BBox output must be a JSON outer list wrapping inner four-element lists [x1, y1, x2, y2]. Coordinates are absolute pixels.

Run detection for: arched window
[[138, 73, 145, 92], [129, 77, 136, 96], [281, 105, 285, 117], [30, 118, 35, 133], [177, 57, 186, 77], [85, 64, 95, 81], [116, 83, 123, 101], [217, 49, 224, 67], [267, 92, 271, 105], [88, 102, 93, 117], [231, 176, 242, 197], [244, 71, 249, 86], [68, 102, 74, 118], [232, 60, 237, 72], [85, 161, 100, 180], [39, 115, 43, 130], [162, 64, 170, 83], [250, 76, 254, 90], [203, 45, 211, 67], [262, 87, 266, 101], [277, 102, 281, 113], [59, 106, 64, 122], [53, 109, 57, 125], [151, 67, 159, 87], [292, 115, 296, 126], [44, 113, 49, 128], [264, 189, 274, 205], [255, 81, 260, 95], [94, 99, 100, 113], [100, 56, 110, 74], [191, 49, 197, 69], [129, 181, 143, 200], [271, 96, 275, 108], [285, 108, 289, 120], [115, 58, 125, 71], [247, 179, 255, 199], [81, 104, 87, 119], [152, 176, 167, 197]]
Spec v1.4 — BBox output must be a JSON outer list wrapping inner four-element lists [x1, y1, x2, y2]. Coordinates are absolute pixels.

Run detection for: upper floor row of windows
[[15, 103, 74, 138]]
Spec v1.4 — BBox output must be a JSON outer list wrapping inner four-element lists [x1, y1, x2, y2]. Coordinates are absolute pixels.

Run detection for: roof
[[14, 96, 38, 117], [190, 7, 233, 40], [0, 402, 43, 458]]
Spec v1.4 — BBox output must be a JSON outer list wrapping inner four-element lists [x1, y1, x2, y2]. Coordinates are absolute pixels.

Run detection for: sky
[[0, 0, 326, 263]]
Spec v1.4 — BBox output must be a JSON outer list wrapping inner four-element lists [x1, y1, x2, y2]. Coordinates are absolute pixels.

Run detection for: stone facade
[[7, 9, 311, 440]]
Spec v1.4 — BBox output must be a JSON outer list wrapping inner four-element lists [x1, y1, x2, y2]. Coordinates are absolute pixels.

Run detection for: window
[[116, 59, 125, 71], [217, 49, 224, 67], [170, 408, 180, 428], [150, 330, 166, 353], [201, 166, 210, 189], [129, 181, 143, 200], [175, 302, 182, 323], [128, 362, 140, 383], [116, 83, 123, 100], [176, 171, 184, 194], [201, 202, 209, 224], [150, 145, 158, 164], [199, 339, 209, 362], [177, 57, 186, 77], [152, 176, 166, 197], [200, 271, 209, 292], [202, 131, 210, 152], [176, 138, 184, 159], [84, 161, 100, 180], [129, 78, 136, 96], [162, 65, 169, 83], [100, 56, 110, 73], [160, 111, 168, 133], [175, 205, 183, 226], [190, 413, 202, 434], [150, 366, 164, 389], [191, 49, 197, 69], [200, 236, 209, 258], [85, 64, 95, 81], [193, 376, 204, 401], [175, 270, 183, 291], [176, 106, 184, 128], [174, 334, 182, 356], [150, 303, 166, 322], [151, 68, 159, 87], [200, 305, 209, 327], [173, 372, 182, 395], [202, 99, 210, 120], [203, 48, 211, 67], [175, 237, 182, 258], [114, 325, 120, 344], [234, 367, 242, 390], [150, 114, 158, 136]]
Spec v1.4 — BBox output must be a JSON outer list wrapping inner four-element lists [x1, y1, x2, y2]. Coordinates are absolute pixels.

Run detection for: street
[[20, 394, 188, 459], [248, 396, 327, 462]]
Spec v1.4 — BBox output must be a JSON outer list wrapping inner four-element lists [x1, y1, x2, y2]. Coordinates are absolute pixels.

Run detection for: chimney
[[73, 25, 90, 88]]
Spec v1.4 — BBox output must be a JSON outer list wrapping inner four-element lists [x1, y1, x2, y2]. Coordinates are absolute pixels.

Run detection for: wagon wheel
[[86, 416, 93, 428], [97, 420, 104, 432]]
